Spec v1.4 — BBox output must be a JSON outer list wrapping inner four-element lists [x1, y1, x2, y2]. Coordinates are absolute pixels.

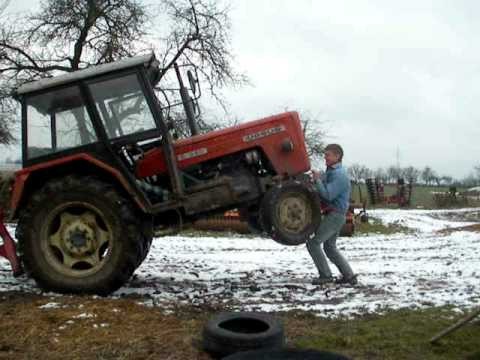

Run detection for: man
[[308, 143, 357, 286]]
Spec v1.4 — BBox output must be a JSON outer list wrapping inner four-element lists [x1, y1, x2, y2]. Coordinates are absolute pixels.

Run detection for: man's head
[[324, 143, 344, 167]]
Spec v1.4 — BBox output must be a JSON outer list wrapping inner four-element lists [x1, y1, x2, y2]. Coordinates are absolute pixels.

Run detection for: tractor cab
[[17, 55, 165, 160], [15, 54, 195, 205]]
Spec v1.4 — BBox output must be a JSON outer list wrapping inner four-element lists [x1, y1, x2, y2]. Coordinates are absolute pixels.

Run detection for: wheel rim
[[40, 202, 113, 278], [276, 192, 313, 234]]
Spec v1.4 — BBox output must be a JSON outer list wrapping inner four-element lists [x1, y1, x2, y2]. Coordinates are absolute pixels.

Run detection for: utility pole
[[396, 146, 400, 170]]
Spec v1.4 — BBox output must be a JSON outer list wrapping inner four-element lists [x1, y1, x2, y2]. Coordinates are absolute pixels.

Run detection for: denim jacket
[[314, 162, 351, 215]]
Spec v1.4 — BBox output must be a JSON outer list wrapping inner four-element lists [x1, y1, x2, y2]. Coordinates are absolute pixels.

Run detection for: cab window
[[26, 86, 97, 159], [88, 74, 157, 140]]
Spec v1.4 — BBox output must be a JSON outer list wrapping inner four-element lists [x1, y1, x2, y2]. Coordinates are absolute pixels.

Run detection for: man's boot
[[335, 274, 358, 286]]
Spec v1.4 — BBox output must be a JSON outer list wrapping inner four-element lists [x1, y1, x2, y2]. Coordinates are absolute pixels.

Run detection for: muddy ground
[[0, 208, 479, 359]]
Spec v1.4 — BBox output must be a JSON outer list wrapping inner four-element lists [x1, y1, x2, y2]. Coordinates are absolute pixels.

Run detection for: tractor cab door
[[87, 71, 184, 202]]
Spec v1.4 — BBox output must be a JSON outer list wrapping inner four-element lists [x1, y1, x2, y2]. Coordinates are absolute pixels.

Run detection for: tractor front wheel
[[16, 176, 152, 295], [261, 181, 322, 246]]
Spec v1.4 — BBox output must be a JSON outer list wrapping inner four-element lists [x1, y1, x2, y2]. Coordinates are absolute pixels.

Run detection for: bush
[[432, 192, 469, 208]]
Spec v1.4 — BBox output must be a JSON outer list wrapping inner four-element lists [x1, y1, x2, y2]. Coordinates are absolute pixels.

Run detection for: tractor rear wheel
[[16, 176, 152, 295], [261, 181, 321, 246]]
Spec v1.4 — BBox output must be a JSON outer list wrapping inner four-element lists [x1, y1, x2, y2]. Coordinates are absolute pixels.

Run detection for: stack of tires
[[365, 178, 377, 205], [202, 312, 351, 359]]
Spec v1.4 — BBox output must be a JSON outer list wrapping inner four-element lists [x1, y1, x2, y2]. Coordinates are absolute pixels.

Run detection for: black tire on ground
[[261, 181, 322, 246], [222, 348, 352, 360], [15, 175, 153, 295], [202, 312, 284, 358]]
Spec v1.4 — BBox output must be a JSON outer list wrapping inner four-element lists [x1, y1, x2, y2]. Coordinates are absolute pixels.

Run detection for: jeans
[[306, 212, 354, 279]]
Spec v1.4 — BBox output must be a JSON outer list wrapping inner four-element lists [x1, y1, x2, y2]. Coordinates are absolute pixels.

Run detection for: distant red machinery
[[194, 205, 363, 237], [193, 210, 250, 234], [366, 178, 412, 207]]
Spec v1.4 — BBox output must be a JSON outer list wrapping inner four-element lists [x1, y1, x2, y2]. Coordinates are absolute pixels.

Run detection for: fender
[[10, 153, 147, 219]]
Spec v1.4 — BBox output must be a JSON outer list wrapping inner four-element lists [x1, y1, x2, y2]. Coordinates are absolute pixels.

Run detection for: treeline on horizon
[[346, 164, 480, 188]]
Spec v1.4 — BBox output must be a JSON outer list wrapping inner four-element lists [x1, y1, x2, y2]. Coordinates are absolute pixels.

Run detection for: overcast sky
[[5, 0, 480, 178]]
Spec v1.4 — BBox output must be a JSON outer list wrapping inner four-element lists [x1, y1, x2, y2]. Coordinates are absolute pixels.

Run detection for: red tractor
[[1, 54, 322, 294]]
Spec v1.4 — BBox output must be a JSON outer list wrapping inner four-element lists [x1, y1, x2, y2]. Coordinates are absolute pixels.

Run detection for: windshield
[[88, 74, 157, 140]]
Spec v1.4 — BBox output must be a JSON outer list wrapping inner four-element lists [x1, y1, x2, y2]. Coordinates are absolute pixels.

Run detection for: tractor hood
[[136, 111, 311, 178]]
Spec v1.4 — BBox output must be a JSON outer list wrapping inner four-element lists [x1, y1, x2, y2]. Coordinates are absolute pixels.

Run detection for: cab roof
[[15, 53, 159, 96]]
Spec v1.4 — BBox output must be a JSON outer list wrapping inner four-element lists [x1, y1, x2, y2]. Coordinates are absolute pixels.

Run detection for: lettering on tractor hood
[[177, 147, 208, 161], [243, 125, 286, 142]]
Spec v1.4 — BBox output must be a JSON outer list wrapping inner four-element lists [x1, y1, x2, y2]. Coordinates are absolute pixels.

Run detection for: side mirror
[[187, 70, 197, 95]]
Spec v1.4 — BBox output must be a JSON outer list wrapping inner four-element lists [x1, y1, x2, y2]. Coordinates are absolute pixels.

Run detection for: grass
[[177, 218, 412, 238], [172, 227, 254, 238], [354, 217, 411, 235], [0, 292, 479, 360], [285, 307, 480, 360], [351, 184, 480, 209]]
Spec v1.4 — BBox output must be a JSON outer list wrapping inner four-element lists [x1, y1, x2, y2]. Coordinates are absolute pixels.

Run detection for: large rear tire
[[15, 175, 152, 295]]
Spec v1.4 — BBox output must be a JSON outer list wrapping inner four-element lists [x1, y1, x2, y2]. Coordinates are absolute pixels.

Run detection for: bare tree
[[0, 0, 245, 144], [387, 166, 401, 184], [361, 166, 372, 180], [0, 0, 13, 144], [440, 175, 453, 186], [0, 86, 14, 144], [460, 174, 479, 188], [300, 111, 326, 164], [165, 105, 238, 139], [475, 165, 480, 180], [348, 164, 371, 183], [0, 0, 149, 144], [348, 164, 362, 184], [348, 163, 371, 203], [155, 0, 246, 107], [374, 167, 387, 182], [403, 166, 420, 184], [421, 166, 437, 186]]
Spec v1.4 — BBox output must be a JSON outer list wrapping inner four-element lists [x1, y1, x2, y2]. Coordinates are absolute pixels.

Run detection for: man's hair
[[325, 143, 344, 161]]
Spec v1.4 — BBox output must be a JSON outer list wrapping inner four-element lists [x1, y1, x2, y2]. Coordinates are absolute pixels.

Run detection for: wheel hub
[[62, 220, 95, 256], [44, 205, 112, 277], [278, 195, 312, 233]]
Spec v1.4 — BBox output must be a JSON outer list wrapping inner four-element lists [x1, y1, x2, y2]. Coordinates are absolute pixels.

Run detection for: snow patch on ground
[[368, 208, 479, 233], [1, 208, 479, 317], [39, 302, 62, 309], [73, 313, 96, 319]]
